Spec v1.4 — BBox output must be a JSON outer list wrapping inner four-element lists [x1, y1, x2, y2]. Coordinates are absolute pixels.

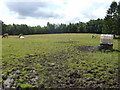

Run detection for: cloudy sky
[[0, 0, 119, 26]]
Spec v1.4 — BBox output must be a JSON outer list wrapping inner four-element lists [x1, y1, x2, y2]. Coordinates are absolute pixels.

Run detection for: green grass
[[2, 33, 119, 88]]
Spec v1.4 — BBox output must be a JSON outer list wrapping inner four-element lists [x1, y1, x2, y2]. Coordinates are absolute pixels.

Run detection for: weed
[[22, 71, 27, 75], [19, 79, 24, 83], [19, 83, 33, 88]]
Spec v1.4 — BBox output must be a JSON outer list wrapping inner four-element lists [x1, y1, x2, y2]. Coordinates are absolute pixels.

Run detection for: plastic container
[[100, 34, 113, 45]]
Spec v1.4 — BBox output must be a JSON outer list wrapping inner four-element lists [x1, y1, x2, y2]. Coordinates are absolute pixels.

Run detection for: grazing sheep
[[19, 36, 25, 39], [19, 34, 23, 38], [2, 33, 8, 38], [19, 34, 24, 39], [92, 35, 97, 38]]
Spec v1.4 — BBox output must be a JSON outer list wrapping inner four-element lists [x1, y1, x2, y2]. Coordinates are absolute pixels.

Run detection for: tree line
[[1, 1, 120, 36]]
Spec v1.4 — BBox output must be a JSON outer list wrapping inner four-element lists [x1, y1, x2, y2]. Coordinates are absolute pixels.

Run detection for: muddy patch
[[76, 46, 120, 53], [76, 46, 99, 52]]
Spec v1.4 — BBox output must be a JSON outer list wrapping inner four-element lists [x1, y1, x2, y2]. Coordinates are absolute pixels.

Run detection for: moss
[[19, 83, 33, 88], [22, 71, 27, 75], [19, 78, 24, 83]]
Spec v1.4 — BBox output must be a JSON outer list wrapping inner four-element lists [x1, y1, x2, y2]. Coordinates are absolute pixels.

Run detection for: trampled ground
[[2, 33, 119, 89]]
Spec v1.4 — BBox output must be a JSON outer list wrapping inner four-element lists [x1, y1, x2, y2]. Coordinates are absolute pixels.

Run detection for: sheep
[[19, 34, 25, 39], [92, 35, 97, 38], [2, 33, 8, 38]]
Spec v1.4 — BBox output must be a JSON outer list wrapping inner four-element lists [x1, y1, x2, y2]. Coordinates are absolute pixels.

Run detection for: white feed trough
[[100, 34, 113, 50]]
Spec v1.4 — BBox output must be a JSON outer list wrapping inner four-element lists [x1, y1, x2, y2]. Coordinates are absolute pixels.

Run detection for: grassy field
[[2, 33, 119, 88]]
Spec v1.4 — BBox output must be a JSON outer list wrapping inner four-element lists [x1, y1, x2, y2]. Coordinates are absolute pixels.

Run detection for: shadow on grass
[[112, 49, 120, 52], [76, 45, 120, 53]]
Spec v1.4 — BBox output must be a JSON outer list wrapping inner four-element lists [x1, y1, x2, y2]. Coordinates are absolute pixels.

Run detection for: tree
[[117, 2, 120, 36], [67, 23, 78, 33], [46, 22, 56, 34], [86, 19, 103, 33], [104, 1, 120, 36], [77, 22, 86, 33], [3, 1, 120, 36]]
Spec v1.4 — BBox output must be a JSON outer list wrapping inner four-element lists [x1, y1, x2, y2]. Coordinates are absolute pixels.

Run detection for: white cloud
[[0, 0, 19, 24], [0, 0, 119, 26]]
